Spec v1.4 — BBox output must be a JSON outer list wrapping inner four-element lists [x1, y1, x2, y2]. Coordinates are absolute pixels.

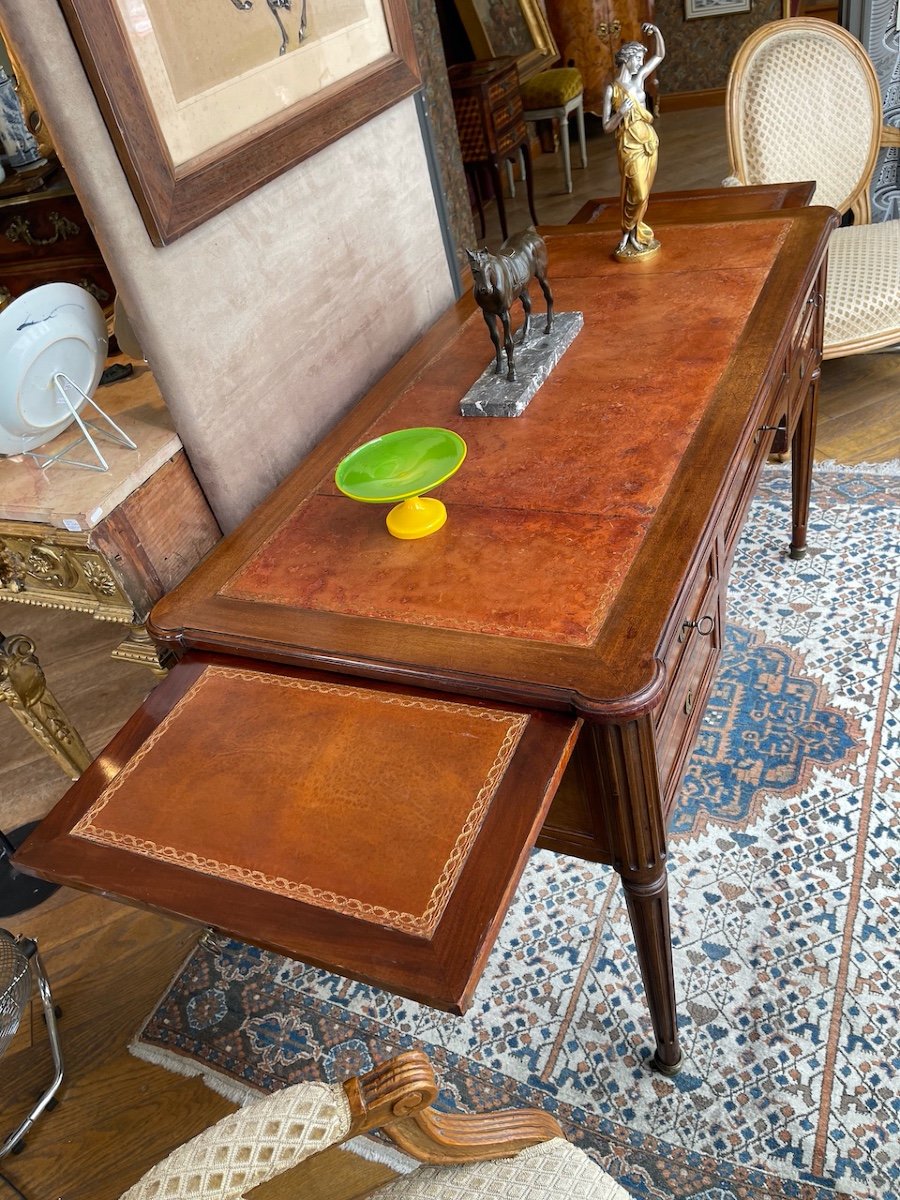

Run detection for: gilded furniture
[[0, 363, 221, 693], [544, 0, 655, 117], [449, 58, 538, 240], [0, 170, 115, 312], [119, 1050, 627, 1199], [15, 203, 837, 1077], [519, 67, 587, 194], [0, 629, 90, 779], [726, 17, 900, 358]]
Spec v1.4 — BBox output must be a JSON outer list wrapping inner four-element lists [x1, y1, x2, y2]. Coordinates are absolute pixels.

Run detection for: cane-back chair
[[118, 1051, 630, 1199], [726, 17, 900, 358]]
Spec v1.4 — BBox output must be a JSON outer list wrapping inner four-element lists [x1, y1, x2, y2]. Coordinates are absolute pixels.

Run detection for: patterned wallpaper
[[409, 0, 476, 275], [654, 0, 782, 93]]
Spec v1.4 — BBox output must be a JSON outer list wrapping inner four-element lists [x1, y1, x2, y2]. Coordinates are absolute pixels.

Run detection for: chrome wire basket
[[0, 933, 31, 1059], [0, 929, 64, 1159]]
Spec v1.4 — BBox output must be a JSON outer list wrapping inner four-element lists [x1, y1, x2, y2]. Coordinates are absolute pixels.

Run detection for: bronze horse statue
[[466, 229, 553, 382]]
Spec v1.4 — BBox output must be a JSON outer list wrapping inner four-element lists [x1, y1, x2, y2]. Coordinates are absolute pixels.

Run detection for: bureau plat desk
[[15, 205, 837, 1076]]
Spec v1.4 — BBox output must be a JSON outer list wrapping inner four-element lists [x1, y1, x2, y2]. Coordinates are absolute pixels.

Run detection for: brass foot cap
[[649, 1049, 683, 1076]]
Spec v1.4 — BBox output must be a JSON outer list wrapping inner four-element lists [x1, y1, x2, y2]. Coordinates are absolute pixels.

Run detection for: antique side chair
[[520, 68, 588, 195], [725, 17, 900, 358], [118, 1050, 629, 1199]]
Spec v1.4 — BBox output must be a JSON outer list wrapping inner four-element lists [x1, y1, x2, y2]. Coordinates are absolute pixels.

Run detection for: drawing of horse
[[466, 229, 554, 382], [227, 0, 308, 56]]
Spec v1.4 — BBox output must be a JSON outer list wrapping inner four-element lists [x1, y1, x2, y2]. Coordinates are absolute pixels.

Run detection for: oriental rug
[[133, 465, 900, 1200]]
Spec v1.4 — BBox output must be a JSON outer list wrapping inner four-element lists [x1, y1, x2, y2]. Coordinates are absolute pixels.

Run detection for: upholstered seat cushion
[[520, 69, 583, 110], [119, 1082, 351, 1199], [368, 1138, 630, 1200], [824, 219, 900, 355]]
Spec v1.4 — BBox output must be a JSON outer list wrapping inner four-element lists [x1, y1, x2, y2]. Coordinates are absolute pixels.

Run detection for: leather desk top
[[151, 214, 835, 715]]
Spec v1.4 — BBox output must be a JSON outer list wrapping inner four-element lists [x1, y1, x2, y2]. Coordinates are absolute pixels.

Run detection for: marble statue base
[[459, 310, 584, 418]]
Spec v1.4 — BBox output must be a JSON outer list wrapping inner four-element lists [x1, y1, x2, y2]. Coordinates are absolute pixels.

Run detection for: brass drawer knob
[[684, 688, 695, 717], [678, 614, 715, 643]]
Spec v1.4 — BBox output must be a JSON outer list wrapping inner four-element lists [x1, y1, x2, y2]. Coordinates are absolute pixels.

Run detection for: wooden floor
[[1, 105, 897, 1200]]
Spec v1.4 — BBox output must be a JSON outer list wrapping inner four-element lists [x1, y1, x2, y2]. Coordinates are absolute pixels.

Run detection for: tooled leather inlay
[[72, 666, 528, 937], [222, 223, 790, 646]]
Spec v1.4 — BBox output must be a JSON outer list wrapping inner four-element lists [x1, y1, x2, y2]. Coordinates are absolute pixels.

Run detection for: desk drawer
[[496, 117, 526, 156], [722, 400, 778, 567], [656, 549, 717, 700], [14, 653, 579, 1015], [656, 560, 721, 806], [784, 290, 820, 430], [488, 69, 519, 107]]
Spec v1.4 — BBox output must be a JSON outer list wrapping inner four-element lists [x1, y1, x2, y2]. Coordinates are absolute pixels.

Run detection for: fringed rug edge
[[814, 458, 900, 475]]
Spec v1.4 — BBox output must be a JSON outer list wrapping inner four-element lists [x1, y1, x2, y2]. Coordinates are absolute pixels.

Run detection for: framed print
[[684, 0, 751, 17], [58, 0, 421, 244], [454, 0, 559, 81]]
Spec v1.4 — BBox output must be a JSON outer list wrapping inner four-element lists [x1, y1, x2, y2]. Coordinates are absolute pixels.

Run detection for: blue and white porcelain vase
[[0, 65, 45, 171]]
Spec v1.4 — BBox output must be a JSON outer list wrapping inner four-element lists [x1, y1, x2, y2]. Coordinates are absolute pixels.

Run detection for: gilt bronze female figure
[[602, 24, 666, 261]]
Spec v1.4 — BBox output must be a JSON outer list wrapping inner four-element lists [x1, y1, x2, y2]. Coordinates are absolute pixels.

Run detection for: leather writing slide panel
[[14, 654, 580, 1011]]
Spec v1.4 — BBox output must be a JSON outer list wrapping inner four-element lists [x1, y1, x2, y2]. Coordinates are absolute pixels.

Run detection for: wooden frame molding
[[57, 0, 421, 244]]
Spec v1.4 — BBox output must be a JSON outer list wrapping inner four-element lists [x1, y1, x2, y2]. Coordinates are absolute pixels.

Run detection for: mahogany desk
[[15, 204, 837, 1075]]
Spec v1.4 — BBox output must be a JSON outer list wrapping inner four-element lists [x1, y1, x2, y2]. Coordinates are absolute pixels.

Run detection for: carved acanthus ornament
[[26, 544, 80, 590], [0, 542, 27, 592], [0, 631, 92, 778]]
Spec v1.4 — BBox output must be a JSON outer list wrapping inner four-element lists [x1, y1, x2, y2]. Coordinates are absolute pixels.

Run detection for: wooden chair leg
[[0, 630, 92, 780]]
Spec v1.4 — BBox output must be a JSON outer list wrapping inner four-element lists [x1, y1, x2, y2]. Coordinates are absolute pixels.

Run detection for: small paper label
[[62, 518, 82, 532], [89, 507, 104, 525]]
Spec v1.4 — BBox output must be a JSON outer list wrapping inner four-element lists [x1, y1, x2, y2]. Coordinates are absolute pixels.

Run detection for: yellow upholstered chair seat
[[520, 68, 583, 109], [518, 68, 587, 195]]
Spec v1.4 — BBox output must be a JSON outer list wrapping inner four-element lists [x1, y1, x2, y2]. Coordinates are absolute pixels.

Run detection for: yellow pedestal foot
[[386, 495, 447, 540]]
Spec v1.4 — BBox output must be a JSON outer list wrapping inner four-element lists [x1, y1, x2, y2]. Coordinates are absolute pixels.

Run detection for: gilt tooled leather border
[[72, 666, 529, 937]]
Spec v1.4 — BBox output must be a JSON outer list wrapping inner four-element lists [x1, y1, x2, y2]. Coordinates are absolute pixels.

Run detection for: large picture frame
[[453, 0, 559, 81], [58, 0, 420, 245], [684, 0, 751, 17]]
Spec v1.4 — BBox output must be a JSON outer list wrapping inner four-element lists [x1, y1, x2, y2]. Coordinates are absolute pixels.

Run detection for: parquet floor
[[0, 105, 896, 1200]]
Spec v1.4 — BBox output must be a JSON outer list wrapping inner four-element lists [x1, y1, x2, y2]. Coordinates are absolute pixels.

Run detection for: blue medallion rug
[[133, 465, 900, 1200]]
